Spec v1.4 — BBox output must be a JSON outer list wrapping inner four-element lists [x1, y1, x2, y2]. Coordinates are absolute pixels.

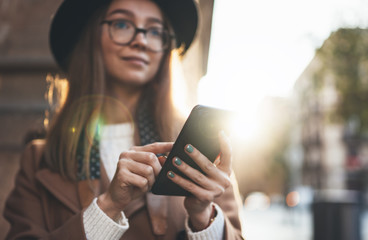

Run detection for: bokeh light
[[286, 191, 300, 207], [244, 192, 271, 211]]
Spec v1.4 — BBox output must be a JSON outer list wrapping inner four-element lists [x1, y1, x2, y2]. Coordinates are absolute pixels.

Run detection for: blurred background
[[1, 0, 368, 239]]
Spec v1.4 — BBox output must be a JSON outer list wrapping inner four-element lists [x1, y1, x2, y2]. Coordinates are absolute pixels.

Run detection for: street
[[241, 204, 368, 240]]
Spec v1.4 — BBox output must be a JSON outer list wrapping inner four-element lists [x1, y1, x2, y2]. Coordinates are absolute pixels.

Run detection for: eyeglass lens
[[109, 20, 168, 51]]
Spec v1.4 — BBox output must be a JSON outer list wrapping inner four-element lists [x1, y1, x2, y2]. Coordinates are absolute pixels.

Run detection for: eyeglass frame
[[101, 19, 175, 52]]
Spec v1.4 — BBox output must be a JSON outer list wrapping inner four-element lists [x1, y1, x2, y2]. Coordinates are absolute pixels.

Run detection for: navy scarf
[[77, 98, 160, 180]]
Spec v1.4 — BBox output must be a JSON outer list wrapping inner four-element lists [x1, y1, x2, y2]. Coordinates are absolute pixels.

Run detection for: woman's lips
[[122, 56, 148, 66]]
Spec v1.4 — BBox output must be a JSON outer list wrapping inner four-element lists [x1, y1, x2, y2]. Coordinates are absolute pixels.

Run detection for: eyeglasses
[[101, 19, 173, 52]]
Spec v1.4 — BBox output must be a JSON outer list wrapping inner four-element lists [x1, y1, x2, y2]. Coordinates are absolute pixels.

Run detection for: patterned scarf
[[77, 98, 160, 180]]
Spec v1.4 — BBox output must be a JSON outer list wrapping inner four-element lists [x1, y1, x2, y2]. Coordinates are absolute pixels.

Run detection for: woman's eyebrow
[[146, 17, 164, 26], [107, 9, 133, 17]]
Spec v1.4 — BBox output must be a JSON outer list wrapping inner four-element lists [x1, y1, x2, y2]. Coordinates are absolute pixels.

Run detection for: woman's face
[[101, 0, 165, 89]]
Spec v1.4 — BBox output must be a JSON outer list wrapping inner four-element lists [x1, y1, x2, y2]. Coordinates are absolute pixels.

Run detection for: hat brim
[[49, 0, 198, 71]]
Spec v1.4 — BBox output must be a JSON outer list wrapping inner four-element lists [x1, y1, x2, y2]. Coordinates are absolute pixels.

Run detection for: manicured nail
[[174, 157, 182, 166], [185, 144, 194, 153], [168, 171, 175, 178]]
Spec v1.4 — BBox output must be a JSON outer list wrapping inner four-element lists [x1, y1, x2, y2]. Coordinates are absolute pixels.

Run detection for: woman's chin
[[107, 76, 152, 89]]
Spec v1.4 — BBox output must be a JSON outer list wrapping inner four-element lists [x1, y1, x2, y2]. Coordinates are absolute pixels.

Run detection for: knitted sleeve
[[83, 198, 129, 239], [185, 203, 225, 240]]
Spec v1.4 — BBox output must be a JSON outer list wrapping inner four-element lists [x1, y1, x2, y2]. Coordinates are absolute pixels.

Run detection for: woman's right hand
[[97, 142, 173, 220]]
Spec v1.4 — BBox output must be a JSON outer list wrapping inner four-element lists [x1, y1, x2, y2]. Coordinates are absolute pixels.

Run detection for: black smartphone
[[151, 105, 234, 196]]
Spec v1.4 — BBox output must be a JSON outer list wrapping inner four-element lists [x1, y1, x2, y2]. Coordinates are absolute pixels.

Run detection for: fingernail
[[174, 157, 182, 166], [185, 144, 194, 153], [168, 171, 175, 178]]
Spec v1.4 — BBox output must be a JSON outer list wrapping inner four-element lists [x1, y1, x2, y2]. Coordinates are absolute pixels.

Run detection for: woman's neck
[[104, 84, 143, 124]]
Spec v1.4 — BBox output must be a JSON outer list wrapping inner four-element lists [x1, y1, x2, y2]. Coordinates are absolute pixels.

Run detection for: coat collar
[[35, 168, 81, 213]]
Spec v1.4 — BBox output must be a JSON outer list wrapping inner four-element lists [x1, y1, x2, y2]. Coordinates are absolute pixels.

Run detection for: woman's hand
[[167, 131, 232, 231], [97, 142, 173, 220]]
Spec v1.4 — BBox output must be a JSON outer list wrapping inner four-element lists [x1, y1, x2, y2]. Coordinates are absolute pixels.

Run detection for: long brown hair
[[44, 3, 184, 181]]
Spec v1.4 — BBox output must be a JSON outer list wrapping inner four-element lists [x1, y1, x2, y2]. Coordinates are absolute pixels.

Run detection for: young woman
[[4, 0, 244, 239]]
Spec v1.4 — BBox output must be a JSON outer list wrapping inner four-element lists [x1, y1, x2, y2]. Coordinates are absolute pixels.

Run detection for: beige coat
[[4, 140, 244, 239]]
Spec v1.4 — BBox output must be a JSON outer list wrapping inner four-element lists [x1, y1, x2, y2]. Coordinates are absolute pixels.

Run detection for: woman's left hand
[[167, 131, 232, 231]]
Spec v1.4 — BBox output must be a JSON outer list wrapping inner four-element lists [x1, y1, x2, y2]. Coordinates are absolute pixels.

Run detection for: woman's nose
[[130, 31, 148, 49]]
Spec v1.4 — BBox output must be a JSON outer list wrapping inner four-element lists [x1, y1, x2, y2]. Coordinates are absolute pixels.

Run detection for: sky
[[198, 0, 368, 112]]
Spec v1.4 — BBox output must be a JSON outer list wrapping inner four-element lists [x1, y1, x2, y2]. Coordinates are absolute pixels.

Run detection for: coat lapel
[[75, 161, 148, 217], [78, 161, 109, 209], [78, 179, 100, 209], [35, 169, 81, 213], [36, 160, 168, 236]]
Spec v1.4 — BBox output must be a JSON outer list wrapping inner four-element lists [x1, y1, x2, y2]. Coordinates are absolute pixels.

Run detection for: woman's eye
[[149, 28, 163, 38], [113, 20, 130, 30]]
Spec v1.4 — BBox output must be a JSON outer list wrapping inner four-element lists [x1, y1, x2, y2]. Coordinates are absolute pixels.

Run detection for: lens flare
[[68, 95, 134, 146], [229, 111, 260, 142], [286, 191, 300, 207], [244, 192, 271, 210]]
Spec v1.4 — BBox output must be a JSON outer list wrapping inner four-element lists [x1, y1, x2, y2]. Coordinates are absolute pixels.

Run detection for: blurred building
[[289, 28, 368, 240], [290, 28, 368, 192], [291, 57, 346, 190]]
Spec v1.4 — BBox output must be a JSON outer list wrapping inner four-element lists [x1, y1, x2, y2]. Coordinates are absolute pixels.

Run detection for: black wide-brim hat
[[50, 0, 198, 72]]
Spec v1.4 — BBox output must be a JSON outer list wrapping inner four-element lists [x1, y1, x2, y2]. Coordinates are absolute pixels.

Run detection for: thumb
[[217, 130, 232, 175]]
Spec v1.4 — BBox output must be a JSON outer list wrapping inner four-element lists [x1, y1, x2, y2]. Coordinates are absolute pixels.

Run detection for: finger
[[217, 131, 232, 174], [172, 157, 213, 190], [119, 151, 161, 176], [119, 159, 155, 188], [167, 171, 213, 203], [119, 168, 149, 191], [131, 142, 174, 155], [128, 162, 155, 188], [173, 156, 230, 196], [184, 143, 232, 187], [184, 144, 216, 176]]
